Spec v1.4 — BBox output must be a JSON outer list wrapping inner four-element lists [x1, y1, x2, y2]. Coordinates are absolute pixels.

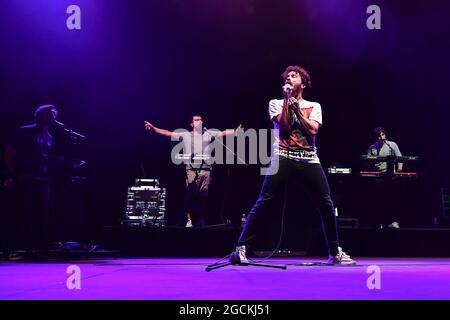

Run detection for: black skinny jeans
[[237, 156, 340, 256]]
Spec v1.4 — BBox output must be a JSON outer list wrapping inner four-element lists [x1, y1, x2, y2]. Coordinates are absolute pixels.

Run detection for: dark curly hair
[[373, 127, 386, 139], [190, 115, 203, 124], [282, 65, 312, 89]]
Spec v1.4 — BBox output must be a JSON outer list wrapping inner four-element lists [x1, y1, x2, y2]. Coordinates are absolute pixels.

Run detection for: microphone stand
[[55, 122, 86, 144], [61, 126, 86, 140], [205, 253, 288, 272], [384, 140, 395, 155], [383, 140, 396, 177], [204, 126, 287, 271]]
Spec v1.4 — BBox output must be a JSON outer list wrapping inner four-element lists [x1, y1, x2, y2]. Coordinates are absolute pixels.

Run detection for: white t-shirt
[[367, 140, 402, 172], [173, 130, 219, 170], [268, 98, 322, 163]]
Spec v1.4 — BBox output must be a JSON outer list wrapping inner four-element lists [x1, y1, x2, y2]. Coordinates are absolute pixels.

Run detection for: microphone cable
[[247, 174, 289, 264], [248, 97, 293, 263]]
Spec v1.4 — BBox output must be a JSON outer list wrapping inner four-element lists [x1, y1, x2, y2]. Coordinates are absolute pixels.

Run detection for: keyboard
[[361, 155, 419, 162], [359, 171, 418, 178]]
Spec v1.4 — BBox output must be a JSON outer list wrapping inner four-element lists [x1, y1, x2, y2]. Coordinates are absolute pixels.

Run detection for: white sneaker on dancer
[[388, 221, 400, 229], [327, 247, 356, 265]]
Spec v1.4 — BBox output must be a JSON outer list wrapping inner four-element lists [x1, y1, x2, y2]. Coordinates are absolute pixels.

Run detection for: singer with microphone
[[144, 115, 241, 228], [231, 65, 356, 265]]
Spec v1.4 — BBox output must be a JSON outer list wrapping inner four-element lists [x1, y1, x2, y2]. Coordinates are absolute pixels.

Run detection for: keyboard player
[[367, 127, 403, 173], [364, 127, 404, 228]]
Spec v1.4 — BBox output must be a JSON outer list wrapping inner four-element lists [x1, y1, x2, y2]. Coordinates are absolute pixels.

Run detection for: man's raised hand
[[144, 121, 154, 131]]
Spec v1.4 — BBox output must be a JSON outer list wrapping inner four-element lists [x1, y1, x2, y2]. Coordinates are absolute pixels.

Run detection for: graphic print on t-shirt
[[279, 106, 314, 152]]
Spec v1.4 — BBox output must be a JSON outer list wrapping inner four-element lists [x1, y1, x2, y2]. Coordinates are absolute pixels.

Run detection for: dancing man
[[232, 66, 356, 265]]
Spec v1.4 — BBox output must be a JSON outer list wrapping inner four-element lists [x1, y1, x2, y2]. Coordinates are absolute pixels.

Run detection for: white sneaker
[[327, 247, 356, 265], [388, 221, 400, 229], [8, 251, 25, 261], [185, 219, 193, 228], [235, 245, 248, 264]]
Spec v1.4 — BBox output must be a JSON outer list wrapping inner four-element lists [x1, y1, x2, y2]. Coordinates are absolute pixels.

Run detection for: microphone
[[384, 140, 395, 155], [283, 84, 293, 95]]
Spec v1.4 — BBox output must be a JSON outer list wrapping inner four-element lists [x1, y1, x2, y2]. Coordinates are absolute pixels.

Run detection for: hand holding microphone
[[287, 97, 299, 112], [283, 83, 293, 97]]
